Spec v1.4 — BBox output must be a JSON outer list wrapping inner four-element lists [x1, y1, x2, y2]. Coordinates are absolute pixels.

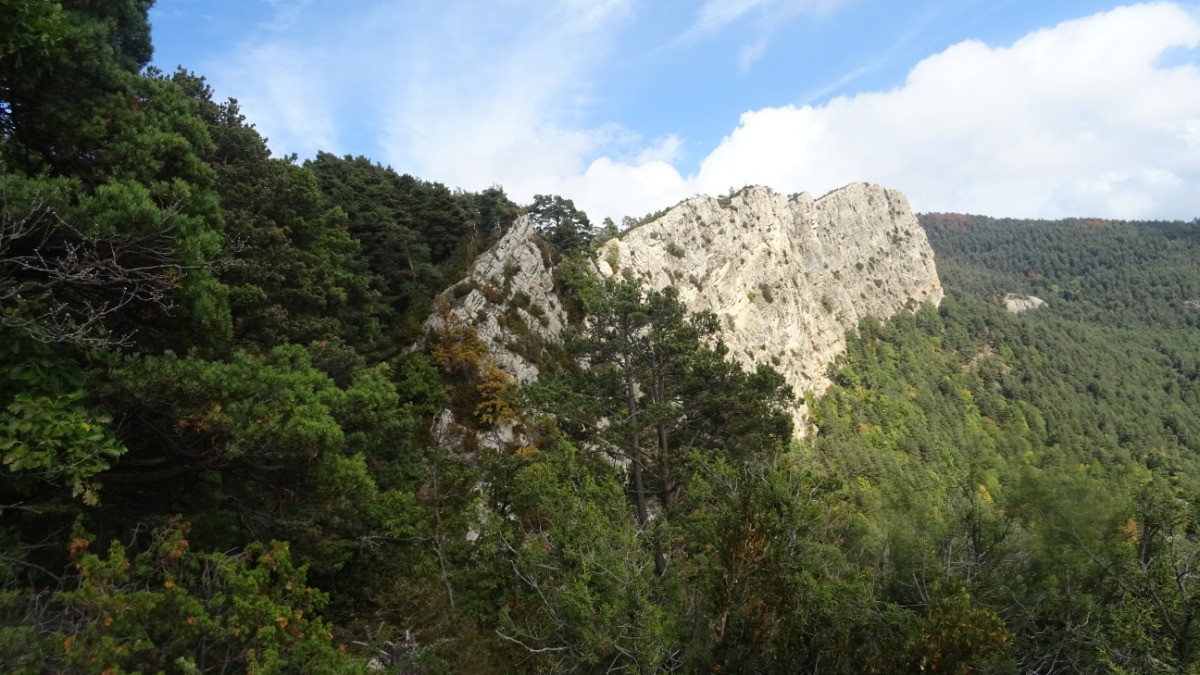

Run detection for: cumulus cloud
[[572, 2, 1200, 221], [636, 135, 683, 164], [690, 2, 1200, 219]]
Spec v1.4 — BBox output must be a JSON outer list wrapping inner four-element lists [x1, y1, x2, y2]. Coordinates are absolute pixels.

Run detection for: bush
[[30, 522, 367, 674]]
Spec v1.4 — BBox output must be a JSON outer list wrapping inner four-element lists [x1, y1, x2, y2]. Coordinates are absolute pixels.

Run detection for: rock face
[[430, 217, 567, 384], [1004, 293, 1046, 314], [434, 183, 942, 434], [595, 183, 942, 430]]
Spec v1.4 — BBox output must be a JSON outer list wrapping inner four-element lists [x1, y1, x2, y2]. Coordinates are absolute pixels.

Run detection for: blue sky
[[149, 1, 1200, 222]]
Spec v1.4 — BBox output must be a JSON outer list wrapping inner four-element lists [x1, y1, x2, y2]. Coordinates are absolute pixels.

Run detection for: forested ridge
[[3, 2, 1200, 673]]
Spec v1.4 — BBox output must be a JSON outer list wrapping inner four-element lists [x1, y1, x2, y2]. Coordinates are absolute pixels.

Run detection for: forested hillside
[[3, 2, 1200, 673]]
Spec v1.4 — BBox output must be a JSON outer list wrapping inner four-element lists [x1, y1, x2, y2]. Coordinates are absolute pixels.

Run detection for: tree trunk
[[625, 363, 665, 576]]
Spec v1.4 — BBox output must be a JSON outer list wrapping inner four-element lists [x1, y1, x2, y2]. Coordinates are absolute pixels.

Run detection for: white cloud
[[369, 0, 646, 200], [565, 0, 635, 27], [738, 37, 769, 72], [208, 0, 631, 184], [202, 1, 1200, 223], [576, 1, 1200, 221], [668, 0, 853, 71], [636, 135, 682, 164], [217, 42, 339, 156], [562, 158, 690, 224], [260, 0, 313, 30], [687, 0, 850, 36], [692, 0, 774, 34]]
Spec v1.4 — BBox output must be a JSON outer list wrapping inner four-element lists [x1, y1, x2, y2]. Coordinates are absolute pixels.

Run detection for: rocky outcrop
[[594, 183, 942, 431], [1004, 293, 1046, 314], [433, 183, 942, 435], [429, 217, 567, 383]]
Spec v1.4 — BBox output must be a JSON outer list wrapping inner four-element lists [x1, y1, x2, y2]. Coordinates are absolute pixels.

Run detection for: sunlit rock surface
[[434, 183, 943, 434]]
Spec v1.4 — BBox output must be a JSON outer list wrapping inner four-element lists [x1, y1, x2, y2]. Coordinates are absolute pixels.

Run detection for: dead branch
[[0, 185, 224, 347]]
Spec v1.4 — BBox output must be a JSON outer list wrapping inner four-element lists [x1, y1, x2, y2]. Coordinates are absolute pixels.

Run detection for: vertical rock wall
[[594, 183, 942, 431]]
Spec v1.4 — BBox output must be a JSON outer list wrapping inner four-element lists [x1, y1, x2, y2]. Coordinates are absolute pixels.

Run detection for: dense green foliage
[[1, 3, 508, 670], [305, 153, 519, 340], [527, 194, 593, 260], [4, 2, 1200, 671], [924, 212, 1200, 329]]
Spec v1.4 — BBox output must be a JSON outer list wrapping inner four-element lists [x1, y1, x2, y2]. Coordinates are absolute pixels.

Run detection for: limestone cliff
[[433, 182, 942, 434], [595, 183, 942, 430], [429, 217, 567, 384]]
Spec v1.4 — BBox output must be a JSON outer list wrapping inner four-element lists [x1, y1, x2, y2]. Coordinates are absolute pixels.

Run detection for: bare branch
[[0, 185, 221, 347], [0, 552, 64, 584], [494, 630, 570, 654]]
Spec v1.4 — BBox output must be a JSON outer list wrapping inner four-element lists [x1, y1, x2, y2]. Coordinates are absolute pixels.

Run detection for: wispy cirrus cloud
[[690, 0, 775, 34], [670, 0, 855, 64], [215, 41, 339, 155], [208, 0, 637, 179], [686, 0, 850, 35], [260, 0, 313, 30], [374, 0, 638, 198]]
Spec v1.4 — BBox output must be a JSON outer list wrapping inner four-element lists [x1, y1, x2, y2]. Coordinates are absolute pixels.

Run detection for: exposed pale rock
[[428, 216, 567, 383], [595, 183, 942, 432], [1004, 293, 1047, 314], [434, 183, 942, 436]]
